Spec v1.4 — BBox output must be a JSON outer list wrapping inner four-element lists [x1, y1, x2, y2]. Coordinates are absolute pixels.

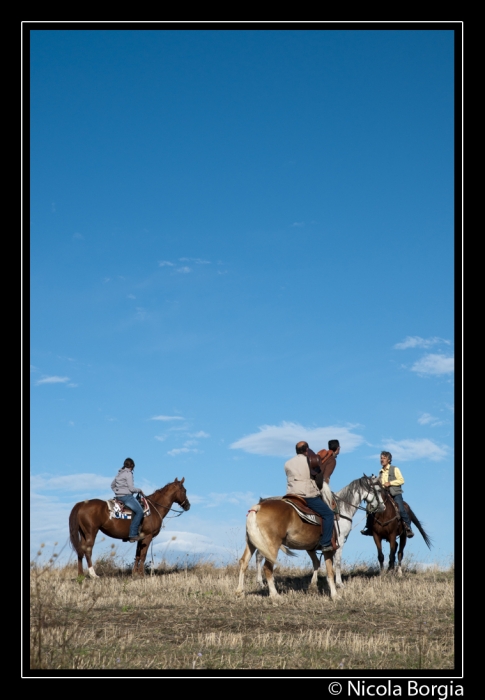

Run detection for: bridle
[[145, 493, 190, 519]]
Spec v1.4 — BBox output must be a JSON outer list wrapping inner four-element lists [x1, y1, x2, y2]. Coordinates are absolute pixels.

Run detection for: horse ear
[[180, 477, 185, 484], [174, 477, 178, 482]]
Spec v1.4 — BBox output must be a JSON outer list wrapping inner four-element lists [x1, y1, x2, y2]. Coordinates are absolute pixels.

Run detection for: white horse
[[254, 475, 385, 589]]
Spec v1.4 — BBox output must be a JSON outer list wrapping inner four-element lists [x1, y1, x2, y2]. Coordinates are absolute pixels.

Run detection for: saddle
[[282, 494, 340, 551], [107, 496, 150, 520]]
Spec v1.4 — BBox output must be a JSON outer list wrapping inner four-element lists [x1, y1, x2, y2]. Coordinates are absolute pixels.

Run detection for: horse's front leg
[[374, 534, 385, 574], [333, 546, 345, 588], [236, 540, 256, 596], [323, 552, 338, 600], [388, 534, 397, 572], [133, 537, 151, 576]]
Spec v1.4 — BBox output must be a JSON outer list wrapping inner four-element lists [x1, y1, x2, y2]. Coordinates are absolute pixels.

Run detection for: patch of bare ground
[[29, 556, 454, 671]]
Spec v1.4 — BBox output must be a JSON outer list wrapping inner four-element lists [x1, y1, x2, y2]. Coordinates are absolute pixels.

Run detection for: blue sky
[[28, 25, 459, 570]]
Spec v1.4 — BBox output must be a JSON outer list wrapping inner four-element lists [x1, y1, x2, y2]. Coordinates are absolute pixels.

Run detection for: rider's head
[[380, 451, 392, 466], [296, 441, 309, 455], [123, 458, 135, 470], [328, 439, 340, 454]]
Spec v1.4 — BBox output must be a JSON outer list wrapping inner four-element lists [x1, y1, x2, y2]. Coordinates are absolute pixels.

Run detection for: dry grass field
[[28, 547, 455, 672]]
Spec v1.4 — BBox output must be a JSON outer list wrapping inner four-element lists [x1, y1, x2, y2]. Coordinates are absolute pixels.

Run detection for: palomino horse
[[253, 475, 385, 591], [69, 478, 190, 577], [368, 487, 432, 574]]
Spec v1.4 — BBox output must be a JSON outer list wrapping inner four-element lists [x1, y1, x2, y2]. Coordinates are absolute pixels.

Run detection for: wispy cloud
[[189, 431, 210, 438], [379, 438, 449, 462], [127, 294, 136, 299], [411, 354, 454, 376], [167, 447, 202, 456], [291, 222, 304, 227], [394, 336, 450, 350], [151, 415, 185, 422], [179, 258, 211, 265], [159, 261, 174, 267], [202, 491, 257, 508], [230, 422, 365, 457], [31, 473, 113, 492], [418, 413, 444, 427], [176, 266, 191, 274], [35, 376, 70, 386], [72, 232, 84, 240]]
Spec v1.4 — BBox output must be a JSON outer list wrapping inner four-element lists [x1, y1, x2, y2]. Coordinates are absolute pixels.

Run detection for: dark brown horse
[[369, 488, 432, 574], [69, 477, 190, 577]]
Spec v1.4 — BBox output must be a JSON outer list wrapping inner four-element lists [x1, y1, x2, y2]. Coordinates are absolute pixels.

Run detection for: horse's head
[[173, 477, 190, 511], [363, 474, 385, 514]]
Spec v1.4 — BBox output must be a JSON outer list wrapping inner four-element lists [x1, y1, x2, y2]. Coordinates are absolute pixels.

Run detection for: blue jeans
[[304, 496, 334, 548], [118, 494, 144, 538], [393, 493, 411, 527]]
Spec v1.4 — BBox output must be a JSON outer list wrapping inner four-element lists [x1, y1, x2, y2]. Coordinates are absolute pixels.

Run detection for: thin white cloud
[[154, 435, 167, 442], [291, 222, 304, 227], [189, 431, 210, 438], [167, 447, 202, 456], [31, 473, 113, 492], [418, 413, 435, 425], [380, 438, 449, 462], [151, 415, 185, 422], [230, 422, 364, 457], [35, 376, 70, 385], [127, 294, 136, 299], [159, 261, 174, 267], [411, 354, 454, 375], [176, 266, 191, 274], [72, 232, 84, 240], [418, 413, 445, 427], [179, 258, 211, 264], [202, 491, 257, 508], [394, 336, 450, 350]]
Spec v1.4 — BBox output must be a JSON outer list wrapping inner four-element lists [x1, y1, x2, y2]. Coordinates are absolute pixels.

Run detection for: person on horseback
[[111, 458, 146, 542], [284, 441, 335, 552], [361, 451, 414, 538], [311, 439, 340, 507]]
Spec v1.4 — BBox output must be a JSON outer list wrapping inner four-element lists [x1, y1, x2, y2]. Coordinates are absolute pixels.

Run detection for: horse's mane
[[151, 481, 180, 496], [335, 477, 364, 503]]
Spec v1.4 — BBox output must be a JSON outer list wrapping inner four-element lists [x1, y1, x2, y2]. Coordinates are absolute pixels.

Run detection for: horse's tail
[[279, 545, 297, 557], [407, 506, 432, 549], [246, 504, 277, 564], [69, 502, 83, 556]]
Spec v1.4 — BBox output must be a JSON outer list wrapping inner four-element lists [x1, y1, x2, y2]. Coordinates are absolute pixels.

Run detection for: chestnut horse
[[253, 475, 385, 590], [235, 491, 351, 600], [69, 477, 190, 577], [368, 487, 432, 574]]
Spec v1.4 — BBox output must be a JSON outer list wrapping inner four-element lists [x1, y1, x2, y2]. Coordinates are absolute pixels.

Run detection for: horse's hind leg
[[396, 534, 406, 576], [263, 559, 279, 598], [255, 550, 265, 588], [80, 527, 100, 578], [236, 540, 256, 595], [307, 549, 321, 589]]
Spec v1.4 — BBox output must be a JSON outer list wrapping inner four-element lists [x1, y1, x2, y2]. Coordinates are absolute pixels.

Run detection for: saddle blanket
[[283, 498, 322, 526], [107, 496, 150, 520]]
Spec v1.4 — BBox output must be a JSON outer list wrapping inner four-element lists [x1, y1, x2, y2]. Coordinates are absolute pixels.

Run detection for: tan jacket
[[284, 454, 321, 498]]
